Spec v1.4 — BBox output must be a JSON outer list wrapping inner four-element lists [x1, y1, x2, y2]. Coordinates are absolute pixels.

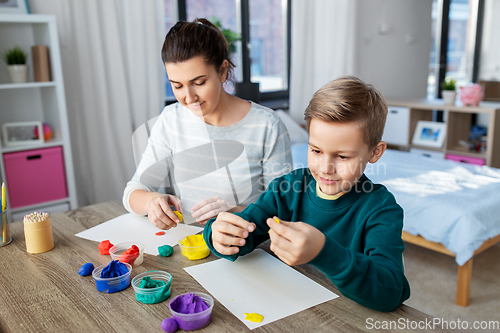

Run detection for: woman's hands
[[191, 196, 232, 225], [267, 217, 325, 266], [211, 212, 256, 255], [146, 193, 183, 230]]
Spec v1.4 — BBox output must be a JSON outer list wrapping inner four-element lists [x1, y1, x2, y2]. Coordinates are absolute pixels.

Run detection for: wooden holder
[[24, 217, 54, 254], [31, 45, 51, 82]]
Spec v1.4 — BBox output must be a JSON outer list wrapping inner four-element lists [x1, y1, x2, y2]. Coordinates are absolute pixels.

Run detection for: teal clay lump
[[158, 245, 174, 257], [136, 276, 171, 304]]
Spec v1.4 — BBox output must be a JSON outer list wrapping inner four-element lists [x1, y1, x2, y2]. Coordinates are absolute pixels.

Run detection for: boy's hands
[[267, 217, 325, 266], [211, 212, 256, 255], [147, 194, 182, 230]]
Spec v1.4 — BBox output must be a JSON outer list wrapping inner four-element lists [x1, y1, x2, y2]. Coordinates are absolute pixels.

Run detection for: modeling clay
[[100, 260, 128, 278], [158, 245, 174, 257], [179, 235, 209, 260], [174, 210, 183, 222], [161, 318, 178, 333], [136, 276, 170, 304], [244, 313, 264, 323], [98, 240, 114, 255], [156, 231, 166, 236], [117, 245, 140, 265], [139, 276, 166, 289], [78, 263, 94, 276], [268, 218, 281, 233], [170, 292, 209, 314]]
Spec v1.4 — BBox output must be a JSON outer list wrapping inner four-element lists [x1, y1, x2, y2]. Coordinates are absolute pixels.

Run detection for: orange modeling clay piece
[[118, 245, 140, 265], [155, 231, 166, 236], [98, 240, 114, 255]]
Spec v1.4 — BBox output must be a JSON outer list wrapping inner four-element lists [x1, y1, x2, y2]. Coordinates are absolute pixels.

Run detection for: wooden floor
[[402, 231, 500, 307]]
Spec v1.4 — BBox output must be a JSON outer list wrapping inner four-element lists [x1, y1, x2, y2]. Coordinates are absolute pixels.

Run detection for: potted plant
[[442, 77, 456, 105], [3, 46, 29, 83]]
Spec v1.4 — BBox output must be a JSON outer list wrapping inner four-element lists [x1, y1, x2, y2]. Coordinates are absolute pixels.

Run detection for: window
[[164, 0, 291, 103], [428, 0, 484, 99]]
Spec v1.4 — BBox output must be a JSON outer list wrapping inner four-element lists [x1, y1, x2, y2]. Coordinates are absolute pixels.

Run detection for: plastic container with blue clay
[[168, 292, 214, 330], [92, 262, 132, 293], [132, 270, 172, 304]]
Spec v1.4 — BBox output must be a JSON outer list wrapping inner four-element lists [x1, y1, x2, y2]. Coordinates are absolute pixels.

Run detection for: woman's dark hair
[[161, 18, 235, 82]]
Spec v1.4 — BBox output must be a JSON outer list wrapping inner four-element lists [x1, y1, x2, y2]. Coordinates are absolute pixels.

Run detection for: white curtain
[[289, 0, 357, 124], [28, 0, 166, 206]]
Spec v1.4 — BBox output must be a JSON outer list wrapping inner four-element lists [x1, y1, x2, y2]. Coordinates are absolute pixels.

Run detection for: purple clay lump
[[161, 317, 179, 333], [78, 263, 94, 276], [170, 292, 209, 314]]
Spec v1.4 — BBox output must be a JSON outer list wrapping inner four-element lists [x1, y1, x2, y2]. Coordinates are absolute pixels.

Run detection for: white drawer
[[382, 106, 410, 145], [409, 148, 445, 159]]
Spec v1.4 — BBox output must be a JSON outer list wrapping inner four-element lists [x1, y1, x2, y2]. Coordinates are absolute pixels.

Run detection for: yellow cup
[[24, 216, 54, 254]]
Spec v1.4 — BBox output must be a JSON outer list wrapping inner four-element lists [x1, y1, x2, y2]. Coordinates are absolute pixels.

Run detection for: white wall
[[479, 0, 500, 81], [354, 0, 433, 100]]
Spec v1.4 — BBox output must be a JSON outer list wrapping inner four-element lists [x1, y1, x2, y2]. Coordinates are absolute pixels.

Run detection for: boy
[[203, 76, 410, 312]]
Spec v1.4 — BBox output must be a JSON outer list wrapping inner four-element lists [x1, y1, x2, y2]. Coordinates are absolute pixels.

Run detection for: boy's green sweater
[[203, 168, 411, 312]]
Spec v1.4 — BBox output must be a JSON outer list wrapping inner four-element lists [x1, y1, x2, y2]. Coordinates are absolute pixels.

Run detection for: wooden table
[[0, 201, 457, 332]]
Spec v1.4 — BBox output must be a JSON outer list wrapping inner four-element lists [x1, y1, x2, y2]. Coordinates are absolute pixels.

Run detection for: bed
[[290, 141, 500, 307]]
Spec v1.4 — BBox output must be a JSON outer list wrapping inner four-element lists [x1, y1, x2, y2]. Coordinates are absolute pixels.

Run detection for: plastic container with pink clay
[[168, 292, 214, 330]]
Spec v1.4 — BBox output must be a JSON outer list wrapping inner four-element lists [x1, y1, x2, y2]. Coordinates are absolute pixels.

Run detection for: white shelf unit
[[384, 98, 500, 168], [0, 14, 77, 220]]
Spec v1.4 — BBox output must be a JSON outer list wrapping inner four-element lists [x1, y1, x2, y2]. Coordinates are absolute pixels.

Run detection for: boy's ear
[[368, 141, 387, 163]]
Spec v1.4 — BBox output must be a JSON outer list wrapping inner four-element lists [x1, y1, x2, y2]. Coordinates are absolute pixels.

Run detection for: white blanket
[[291, 144, 500, 265]]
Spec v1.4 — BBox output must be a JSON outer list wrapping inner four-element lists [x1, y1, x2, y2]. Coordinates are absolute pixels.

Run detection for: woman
[[123, 18, 292, 229]]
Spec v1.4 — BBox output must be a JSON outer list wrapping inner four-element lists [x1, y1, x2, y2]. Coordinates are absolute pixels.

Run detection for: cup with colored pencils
[[1, 182, 12, 247]]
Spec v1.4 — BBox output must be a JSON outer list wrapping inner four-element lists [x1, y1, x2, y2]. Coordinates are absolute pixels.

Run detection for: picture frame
[[2, 121, 43, 147], [0, 0, 30, 14], [411, 120, 447, 148]]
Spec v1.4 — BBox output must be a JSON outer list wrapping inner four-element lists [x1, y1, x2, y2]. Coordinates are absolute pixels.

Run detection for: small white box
[[382, 106, 410, 146], [409, 148, 445, 159]]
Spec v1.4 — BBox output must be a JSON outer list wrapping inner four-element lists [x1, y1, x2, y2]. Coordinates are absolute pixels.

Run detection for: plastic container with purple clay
[[168, 292, 214, 330], [92, 262, 132, 293]]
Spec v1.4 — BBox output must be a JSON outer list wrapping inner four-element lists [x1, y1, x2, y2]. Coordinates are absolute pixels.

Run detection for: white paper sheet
[[184, 249, 339, 329], [75, 213, 203, 255]]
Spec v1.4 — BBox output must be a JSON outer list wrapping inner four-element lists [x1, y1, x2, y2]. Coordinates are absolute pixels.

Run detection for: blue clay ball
[[161, 318, 178, 333], [78, 263, 94, 276]]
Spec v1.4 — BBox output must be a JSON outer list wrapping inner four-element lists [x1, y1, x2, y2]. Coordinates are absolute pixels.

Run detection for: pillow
[[275, 109, 309, 145]]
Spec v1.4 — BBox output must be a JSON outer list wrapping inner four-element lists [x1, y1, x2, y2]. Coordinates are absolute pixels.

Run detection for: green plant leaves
[[3, 46, 28, 65]]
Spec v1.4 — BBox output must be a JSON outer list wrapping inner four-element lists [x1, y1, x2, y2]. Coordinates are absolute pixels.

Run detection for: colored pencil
[[2, 182, 6, 242]]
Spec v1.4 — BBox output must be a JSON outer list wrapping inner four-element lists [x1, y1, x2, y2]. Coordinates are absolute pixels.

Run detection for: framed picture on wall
[[412, 120, 447, 148], [0, 0, 30, 14]]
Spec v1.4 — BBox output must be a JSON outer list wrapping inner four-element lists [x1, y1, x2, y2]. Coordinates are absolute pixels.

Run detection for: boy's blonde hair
[[304, 76, 387, 148]]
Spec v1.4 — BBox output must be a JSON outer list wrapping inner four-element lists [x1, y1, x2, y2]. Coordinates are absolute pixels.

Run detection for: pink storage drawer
[[4, 147, 68, 208], [445, 153, 485, 166]]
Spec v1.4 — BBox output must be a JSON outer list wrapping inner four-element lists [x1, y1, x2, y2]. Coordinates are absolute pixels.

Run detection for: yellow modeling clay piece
[[179, 234, 209, 260], [244, 313, 264, 323], [174, 210, 183, 222], [268, 218, 280, 233]]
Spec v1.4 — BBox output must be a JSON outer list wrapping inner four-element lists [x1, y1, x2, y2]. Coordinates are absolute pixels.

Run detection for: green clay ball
[[158, 245, 174, 257]]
